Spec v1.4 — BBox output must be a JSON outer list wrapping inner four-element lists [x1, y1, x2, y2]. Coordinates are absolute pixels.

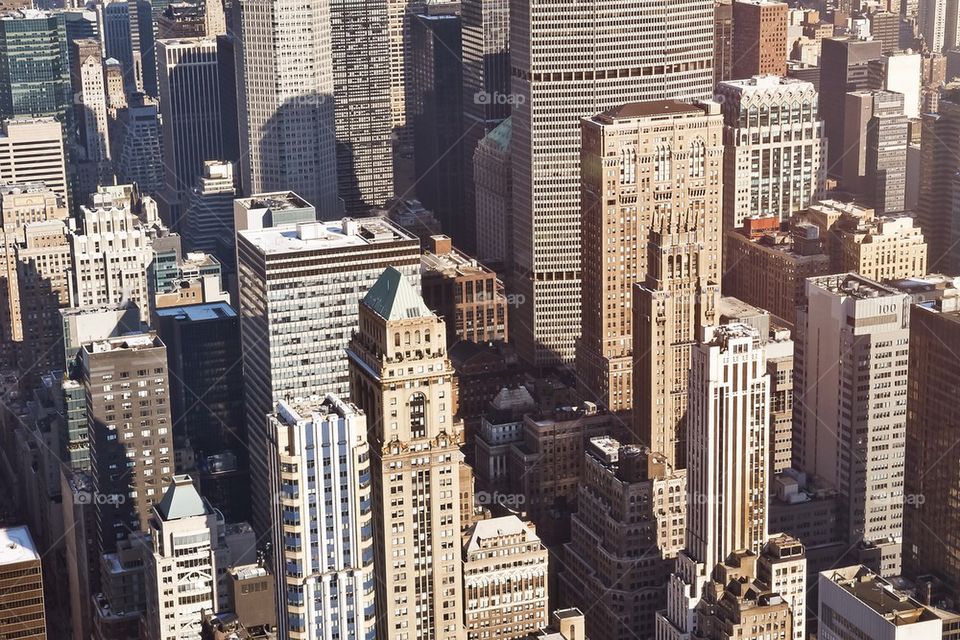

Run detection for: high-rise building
[[157, 38, 225, 230], [183, 160, 237, 258], [101, 1, 137, 92], [143, 475, 227, 640], [236, 210, 419, 533], [69, 204, 154, 322], [0, 10, 70, 121], [411, 4, 464, 241], [561, 437, 686, 640], [820, 37, 883, 176], [0, 119, 68, 202], [919, 0, 960, 51], [235, 0, 339, 218], [461, 0, 509, 253], [329, 0, 393, 213], [918, 84, 960, 274], [267, 395, 377, 640], [420, 234, 508, 345], [0, 526, 45, 640], [463, 516, 549, 640], [385, 0, 426, 154], [153, 302, 247, 520], [731, 0, 788, 78], [715, 76, 826, 230], [81, 333, 173, 553], [473, 117, 512, 267], [903, 288, 960, 597], [794, 274, 911, 577], [111, 93, 164, 195], [657, 323, 771, 639], [841, 90, 908, 213], [347, 266, 467, 640], [509, 0, 714, 367], [868, 50, 922, 119], [714, 3, 733, 85], [758, 535, 807, 640], [578, 100, 722, 421], [70, 39, 111, 178]]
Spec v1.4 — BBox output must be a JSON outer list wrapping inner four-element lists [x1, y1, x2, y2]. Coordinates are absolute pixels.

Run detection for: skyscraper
[[236, 210, 419, 533], [0, 526, 45, 640], [267, 395, 377, 640], [157, 38, 225, 230], [577, 100, 722, 422], [0, 10, 70, 121], [461, 0, 510, 253], [0, 119, 67, 202], [182, 160, 237, 259], [716, 76, 825, 230], [657, 323, 771, 639], [903, 288, 960, 597], [329, 0, 393, 213], [509, 0, 714, 366], [918, 84, 960, 274], [794, 274, 911, 576], [347, 267, 466, 640], [235, 0, 339, 218], [841, 90, 908, 213], [111, 93, 164, 195], [731, 0, 788, 79], [70, 39, 111, 179]]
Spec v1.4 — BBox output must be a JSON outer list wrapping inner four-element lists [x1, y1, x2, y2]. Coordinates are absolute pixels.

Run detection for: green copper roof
[[155, 475, 208, 520], [485, 116, 512, 152], [362, 266, 432, 321]]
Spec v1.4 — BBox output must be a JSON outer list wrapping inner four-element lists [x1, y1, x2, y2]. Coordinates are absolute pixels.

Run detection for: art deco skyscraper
[[657, 323, 771, 639], [348, 267, 466, 640], [267, 395, 376, 640], [510, 0, 714, 366], [577, 100, 722, 424], [235, 0, 339, 218]]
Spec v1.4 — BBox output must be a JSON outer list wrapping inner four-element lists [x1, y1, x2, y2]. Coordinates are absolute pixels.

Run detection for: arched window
[[655, 144, 672, 182], [409, 393, 426, 438], [404, 331, 410, 345], [689, 138, 705, 178], [394, 332, 401, 347]]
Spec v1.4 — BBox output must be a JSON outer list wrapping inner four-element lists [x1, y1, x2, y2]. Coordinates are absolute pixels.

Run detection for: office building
[[820, 37, 883, 176], [347, 266, 467, 640], [918, 84, 960, 274], [183, 161, 237, 258], [143, 475, 226, 640], [714, 3, 733, 84], [841, 90, 908, 213], [830, 214, 928, 281], [71, 39, 111, 178], [0, 10, 69, 121], [723, 217, 830, 326], [0, 119, 67, 202], [578, 100, 722, 420], [157, 38, 225, 229], [794, 274, 911, 576], [153, 302, 247, 520], [101, 1, 137, 92], [461, 0, 510, 253], [463, 516, 548, 640], [903, 288, 960, 598], [235, 0, 339, 218], [411, 4, 464, 241], [473, 117, 511, 267], [732, 0, 788, 78], [758, 535, 807, 640], [919, 0, 959, 52], [509, 0, 714, 367], [819, 566, 944, 639], [657, 323, 771, 639], [69, 204, 154, 322], [267, 395, 376, 640], [0, 526, 45, 639], [111, 93, 164, 195], [384, 0, 426, 154], [236, 210, 419, 533], [868, 51, 922, 119], [82, 333, 173, 553], [329, 0, 393, 213], [420, 234, 508, 344], [560, 437, 686, 640], [715, 76, 825, 230]]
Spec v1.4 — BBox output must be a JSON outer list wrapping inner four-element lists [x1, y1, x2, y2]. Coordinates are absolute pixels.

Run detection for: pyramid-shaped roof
[[362, 266, 433, 321], [155, 475, 209, 521]]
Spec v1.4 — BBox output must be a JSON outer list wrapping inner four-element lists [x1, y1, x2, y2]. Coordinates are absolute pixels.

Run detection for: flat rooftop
[[240, 218, 415, 255], [597, 100, 706, 121], [84, 333, 162, 354], [811, 273, 899, 300], [235, 191, 311, 212], [154, 302, 236, 322], [422, 248, 493, 278], [0, 526, 39, 564], [827, 567, 940, 626]]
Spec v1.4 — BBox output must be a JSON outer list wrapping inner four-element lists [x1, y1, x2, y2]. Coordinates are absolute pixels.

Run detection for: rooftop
[[235, 191, 311, 212], [153, 301, 237, 322], [275, 393, 362, 425], [362, 266, 433, 321], [596, 100, 708, 121], [155, 475, 209, 521], [465, 515, 539, 553], [825, 566, 941, 626], [811, 273, 900, 300], [240, 217, 415, 255], [0, 526, 39, 564], [422, 241, 495, 278], [85, 333, 161, 354]]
